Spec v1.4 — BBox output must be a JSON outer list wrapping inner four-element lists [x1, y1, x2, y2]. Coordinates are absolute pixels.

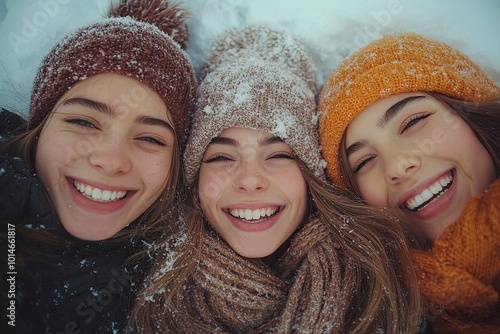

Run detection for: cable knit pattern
[[411, 178, 500, 333]]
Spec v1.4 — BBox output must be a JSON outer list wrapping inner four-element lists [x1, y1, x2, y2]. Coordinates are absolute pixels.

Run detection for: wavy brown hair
[[130, 157, 423, 333]]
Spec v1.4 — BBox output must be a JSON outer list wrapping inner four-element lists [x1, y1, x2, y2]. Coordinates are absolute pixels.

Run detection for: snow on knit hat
[[319, 33, 500, 188], [183, 26, 325, 184], [28, 0, 197, 144]]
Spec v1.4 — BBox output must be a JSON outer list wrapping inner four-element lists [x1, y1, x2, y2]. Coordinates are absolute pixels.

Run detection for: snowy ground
[[1, 0, 499, 116]]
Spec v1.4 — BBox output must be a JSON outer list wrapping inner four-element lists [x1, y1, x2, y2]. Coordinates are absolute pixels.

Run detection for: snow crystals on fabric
[[203, 105, 214, 114], [233, 82, 252, 105], [272, 111, 297, 139], [183, 26, 326, 182]]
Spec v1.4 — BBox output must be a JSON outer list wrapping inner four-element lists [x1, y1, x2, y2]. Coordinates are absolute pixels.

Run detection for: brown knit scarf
[[173, 217, 356, 333]]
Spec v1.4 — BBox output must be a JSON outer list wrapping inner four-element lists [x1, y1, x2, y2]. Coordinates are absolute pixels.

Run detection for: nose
[[232, 161, 268, 192], [384, 150, 421, 184], [88, 136, 132, 175]]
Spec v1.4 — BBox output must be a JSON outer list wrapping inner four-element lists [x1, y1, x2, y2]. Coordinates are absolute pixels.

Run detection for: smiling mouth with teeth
[[74, 180, 128, 203], [227, 207, 281, 222], [405, 172, 453, 211]]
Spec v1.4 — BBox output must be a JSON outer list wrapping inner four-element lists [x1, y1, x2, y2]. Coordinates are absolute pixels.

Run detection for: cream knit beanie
[[183, 26, 324, 184]]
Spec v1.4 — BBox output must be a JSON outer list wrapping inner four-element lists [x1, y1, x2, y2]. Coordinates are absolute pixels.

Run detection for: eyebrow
[[63, 97, 174, 133], [345, 139, 368, 159], [136, 116, 175, 134], [261, 136, 284, 146], [63, 97, 114, 115], [377, 95, 427, 127], [208, 134, 284, 147], [208, 136, 239, 146]]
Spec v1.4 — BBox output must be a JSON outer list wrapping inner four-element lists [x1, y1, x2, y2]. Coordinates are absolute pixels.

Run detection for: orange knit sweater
[[412, 178, 500, 334]]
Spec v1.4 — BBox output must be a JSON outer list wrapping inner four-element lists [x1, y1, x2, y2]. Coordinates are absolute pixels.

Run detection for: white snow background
[[0, 0, 499, 116]]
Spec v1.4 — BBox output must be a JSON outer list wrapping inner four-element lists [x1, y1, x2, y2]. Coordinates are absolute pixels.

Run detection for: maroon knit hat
[[28, 0, 197, 144]]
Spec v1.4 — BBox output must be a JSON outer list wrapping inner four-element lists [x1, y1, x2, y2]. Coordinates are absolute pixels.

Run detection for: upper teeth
[[74, 181, 127, 202], [229, 207, 278, 221], [405, 174, 452, 210]]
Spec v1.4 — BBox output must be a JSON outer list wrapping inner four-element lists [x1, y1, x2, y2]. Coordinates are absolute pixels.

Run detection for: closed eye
[[203, 154, 234, 163], [65, 117, 98, 129], [353, 155, 375, 174], [137, 136, 166, 147], [401, 112, 432, 134], [267, 152, 294, 160]]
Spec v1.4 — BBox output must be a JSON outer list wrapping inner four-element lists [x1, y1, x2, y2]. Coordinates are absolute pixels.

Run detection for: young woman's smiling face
[[198, 128, 308, 258], [35, 73, 175, 240], [344, 92, 496, 241]]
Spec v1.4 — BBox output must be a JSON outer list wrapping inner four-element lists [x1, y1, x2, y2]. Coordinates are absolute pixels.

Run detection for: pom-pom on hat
[[28, 0, 197, 145], [183, 26, 324, 184], [319, 33, 500, 188]]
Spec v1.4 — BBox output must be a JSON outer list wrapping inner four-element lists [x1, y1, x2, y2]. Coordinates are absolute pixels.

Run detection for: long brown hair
[[130, 157, 423, 333], [427, 93, 500, 175], [301, 160, 422, 333]]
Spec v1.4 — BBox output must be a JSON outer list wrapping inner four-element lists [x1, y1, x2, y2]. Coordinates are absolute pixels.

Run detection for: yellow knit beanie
[[318, 33, 500, 187]]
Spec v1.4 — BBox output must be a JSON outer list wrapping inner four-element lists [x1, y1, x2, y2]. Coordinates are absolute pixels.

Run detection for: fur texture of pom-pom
[[109, 0, 189, 49]]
